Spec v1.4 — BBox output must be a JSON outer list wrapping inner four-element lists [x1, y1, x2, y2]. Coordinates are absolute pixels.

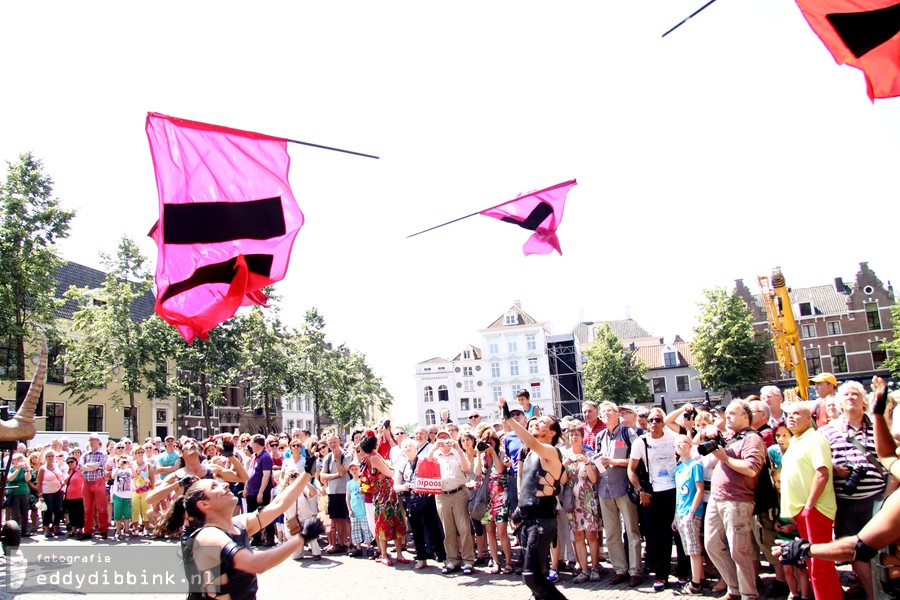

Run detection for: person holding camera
[[429, 428, 475, 574], [818, 381, 887, 600], [703, 400, 767, 600], [473, 426, 514, 575], [780, 403, 841, 600]]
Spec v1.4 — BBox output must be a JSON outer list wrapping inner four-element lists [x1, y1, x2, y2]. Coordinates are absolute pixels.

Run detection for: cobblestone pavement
[[0, 535, 851, 600]]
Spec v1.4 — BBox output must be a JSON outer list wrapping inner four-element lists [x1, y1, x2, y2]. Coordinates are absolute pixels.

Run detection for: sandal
[[502, 564, 515, 575], [490, 565, 501, 575], [395, 556, 411, 564], [379, 558, 394, 566]]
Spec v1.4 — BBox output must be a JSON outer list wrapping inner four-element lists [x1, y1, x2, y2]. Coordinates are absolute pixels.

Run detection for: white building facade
[[415, 346, 483, 427], [282, 392, 315, 434], [480, 303, 554, 419]]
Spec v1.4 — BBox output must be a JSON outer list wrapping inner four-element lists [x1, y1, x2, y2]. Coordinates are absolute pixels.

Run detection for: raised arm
[[498, 397, 556, 462]]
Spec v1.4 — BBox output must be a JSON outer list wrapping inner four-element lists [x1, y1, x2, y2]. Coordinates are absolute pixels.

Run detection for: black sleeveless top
[[517, 447, 563, 518], [183, 519, 258, 600]]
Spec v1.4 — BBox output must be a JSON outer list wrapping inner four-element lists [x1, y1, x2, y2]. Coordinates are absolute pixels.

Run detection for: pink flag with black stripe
[[146, 112, 303, 342], [479, 179, 576, 256]]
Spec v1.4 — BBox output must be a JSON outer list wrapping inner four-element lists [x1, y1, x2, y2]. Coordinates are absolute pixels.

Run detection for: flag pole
[[661, 0, 721, 37], [284, 137, 379, 159], [406, 179, 576, 239]]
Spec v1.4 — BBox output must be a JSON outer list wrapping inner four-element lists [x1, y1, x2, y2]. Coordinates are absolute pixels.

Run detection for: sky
[[1, 2, 898, 425]]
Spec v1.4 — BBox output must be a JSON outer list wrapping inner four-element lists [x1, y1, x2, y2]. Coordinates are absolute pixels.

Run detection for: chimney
[[834, 277, 848, 294]]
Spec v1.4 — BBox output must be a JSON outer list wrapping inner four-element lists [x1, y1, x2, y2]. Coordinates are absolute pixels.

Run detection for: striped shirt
[[819, 415, 886, 500], [79, 450, 108, 483]]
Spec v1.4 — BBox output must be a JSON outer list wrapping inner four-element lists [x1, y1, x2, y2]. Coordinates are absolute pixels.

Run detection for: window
[[424, 410, 436, 426], [801, 324, 816, 339], [463, 350, 472, 360], [805, 348, 822, 375], [464, 380, 474, 392], [526, 335, 537, 351], [463, 366, 473, 377], [676, 375, 690, 392], [830, 345, 848, 373], [492, 386, 503, 403], [530, 382, 541, 399], [423, 386, 434, 402], [799, 302, 813, 317], [505, 313, 517, 326], [300, 396, 311, 412], [0, 339, 13, 378], [88, 405, 104, 432], [460, 398, 470, 411], [438, 385, 449, 402], [490, 362, 501, 377], [871, 341, 887, 369], [47, 344, 65, 384], [509, 360, 519, 376], [508, 340, 518, 353], [473, 397, 483, 409], [652, 377, 667, 394], [866, 302, 882, 330], [528, 357, 539, 374], [423, 367, 431, 372], [663, 352, 677, 368], [46, 402, 64, 432], [488, 341, 499, 354], [826, 321, 842, 336], [156, 409, 167, 423]]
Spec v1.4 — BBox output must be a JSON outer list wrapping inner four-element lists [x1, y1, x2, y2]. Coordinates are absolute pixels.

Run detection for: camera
[[476, 441, 489, 452], [697, 434, 724, 457], [842, 465, 867, 495], [382, 419, 391, 430], [290, 471, 300, 480]]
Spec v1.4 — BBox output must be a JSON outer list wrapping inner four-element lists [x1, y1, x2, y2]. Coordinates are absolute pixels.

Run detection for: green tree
[[583, 324, 651, 404], [63, 237, 169, 437], [0, 152, 74, 379], [239, 306, 291, 434], [882, 304, 900, 376], [691, 287, 768, 396], [329, 348, 392, 427]]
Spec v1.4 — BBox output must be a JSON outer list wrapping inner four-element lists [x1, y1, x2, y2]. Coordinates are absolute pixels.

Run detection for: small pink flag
[[146, 113, 303, 343], [479, 179, 576, 256]]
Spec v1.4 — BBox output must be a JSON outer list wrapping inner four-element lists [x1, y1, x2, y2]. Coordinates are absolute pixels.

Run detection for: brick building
[[735, 262, 895, 395]]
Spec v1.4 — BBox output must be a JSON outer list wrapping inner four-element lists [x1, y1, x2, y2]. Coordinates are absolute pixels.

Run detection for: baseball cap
[[509, 408, 525, 416], [810, 372, 838, 386], [165, 434, 176, 441], [435, 430, 451, 439], [88, 433, 101, 440], [618, 405, 636, 415]]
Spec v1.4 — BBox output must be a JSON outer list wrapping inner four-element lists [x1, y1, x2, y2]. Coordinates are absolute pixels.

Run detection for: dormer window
[[798, 302, 813, 317], [663, 351, 677, 368], [504, 313, 517, 326]]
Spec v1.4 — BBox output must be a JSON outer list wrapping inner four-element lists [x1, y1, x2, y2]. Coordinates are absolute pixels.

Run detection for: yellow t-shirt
[[780, 427, 837, 520]]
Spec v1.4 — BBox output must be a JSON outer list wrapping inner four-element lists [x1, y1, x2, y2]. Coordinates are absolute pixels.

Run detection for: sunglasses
[[648, 417, 664, 424], [468, 415, 480, 419], [290, 444, 301, 448]]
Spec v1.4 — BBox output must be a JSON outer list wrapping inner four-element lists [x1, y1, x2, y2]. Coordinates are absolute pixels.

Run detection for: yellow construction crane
[[758, 268, 809, 401]]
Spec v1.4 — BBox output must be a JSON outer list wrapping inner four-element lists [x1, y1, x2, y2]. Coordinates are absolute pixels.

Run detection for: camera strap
[[847, 430, 887, 478]]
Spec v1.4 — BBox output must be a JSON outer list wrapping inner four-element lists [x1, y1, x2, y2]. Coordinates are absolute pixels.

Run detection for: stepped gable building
[[735, 262, 896, 394]]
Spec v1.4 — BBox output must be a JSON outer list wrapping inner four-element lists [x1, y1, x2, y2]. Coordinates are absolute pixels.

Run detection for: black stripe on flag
[[163, 197, 286, 244], [827, 3, 900, 59], [500, 201, 554, 231], [160, 254, 274, 303]]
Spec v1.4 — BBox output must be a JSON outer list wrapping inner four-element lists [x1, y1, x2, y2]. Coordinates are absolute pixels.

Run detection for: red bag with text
[[414, 458, 442, 495]]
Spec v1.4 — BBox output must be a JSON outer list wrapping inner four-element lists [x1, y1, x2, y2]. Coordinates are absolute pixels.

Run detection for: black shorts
[[835, 495, 877, 539], [327, 493, 349, 519]]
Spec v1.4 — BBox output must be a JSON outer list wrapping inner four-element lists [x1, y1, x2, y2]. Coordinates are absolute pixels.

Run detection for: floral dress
[[480, 461, 510, 524], [361, 459, 406, 541], [564, 450, 601, 533]]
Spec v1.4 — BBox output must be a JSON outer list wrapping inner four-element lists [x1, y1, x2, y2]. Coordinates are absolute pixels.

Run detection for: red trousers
[[795, 507, 841, 600], [82, 478, 109, 534]]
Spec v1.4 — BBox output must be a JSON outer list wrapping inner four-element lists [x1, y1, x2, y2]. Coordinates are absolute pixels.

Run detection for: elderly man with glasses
[[467, 411, 482, 427]]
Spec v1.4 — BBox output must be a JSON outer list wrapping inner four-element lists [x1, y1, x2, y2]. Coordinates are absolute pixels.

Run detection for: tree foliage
[[691, 287, 768, 396], [583, 324, 651, 404], [63, 237, 169, 437], [882, 304, 900, 377], [0, 152, 74, 379]]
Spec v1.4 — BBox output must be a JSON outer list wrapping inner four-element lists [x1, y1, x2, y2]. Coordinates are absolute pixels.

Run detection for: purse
[[467, 474, 490, 521], [626, 435, 652, 505], [413, 459, 442, 495]]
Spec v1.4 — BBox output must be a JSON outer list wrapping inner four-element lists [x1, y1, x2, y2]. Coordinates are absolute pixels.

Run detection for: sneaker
[[653, 579, 668, 592], [573, 571, 589, 584], [547, 569, 559, 583], [674, 582, 703, 596], [590, 568, 601, 582]]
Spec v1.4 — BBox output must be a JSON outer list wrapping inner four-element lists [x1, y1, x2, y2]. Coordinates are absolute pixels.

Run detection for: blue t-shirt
[[347, 480, 365, 516], [504, 432, 525, 475], [674, 459, 705, 517]]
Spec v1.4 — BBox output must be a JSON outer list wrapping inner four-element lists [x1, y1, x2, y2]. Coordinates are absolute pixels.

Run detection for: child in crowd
[[673, 435, 705, 595], [346, 462, 371, 558], [772, 466, 812, 600], [111, 455, 134, 540]]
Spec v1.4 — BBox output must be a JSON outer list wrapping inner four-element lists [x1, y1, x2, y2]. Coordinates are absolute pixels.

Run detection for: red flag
[[146, 113, 303, 342], [795, 0, 900, 100], [479, 180, 576, 256]]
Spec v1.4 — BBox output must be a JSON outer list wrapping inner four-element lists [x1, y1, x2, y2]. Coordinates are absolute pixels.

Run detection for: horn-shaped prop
[[0, 336, 47, 441]]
